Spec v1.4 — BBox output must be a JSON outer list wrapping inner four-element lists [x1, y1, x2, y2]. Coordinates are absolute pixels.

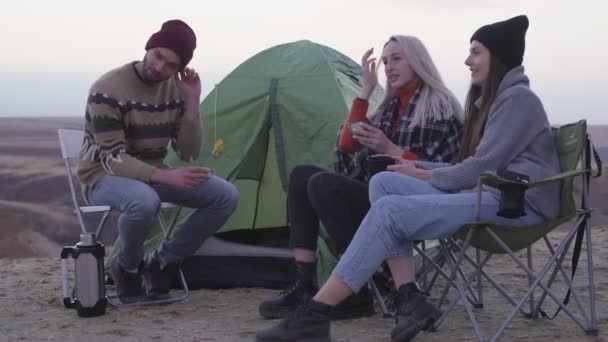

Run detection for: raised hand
[[174, 67, 201, 102], [360, 48, 378, 100]]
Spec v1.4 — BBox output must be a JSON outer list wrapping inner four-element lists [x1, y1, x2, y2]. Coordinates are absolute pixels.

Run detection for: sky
[[0, 0, 606, 124]]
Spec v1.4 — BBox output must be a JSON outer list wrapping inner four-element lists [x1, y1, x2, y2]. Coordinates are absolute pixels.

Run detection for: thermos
[[61, 233, 107, 317]]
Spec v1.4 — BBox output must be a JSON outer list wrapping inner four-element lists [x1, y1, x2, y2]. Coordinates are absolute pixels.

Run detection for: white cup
[[349, 121, 365, 135]]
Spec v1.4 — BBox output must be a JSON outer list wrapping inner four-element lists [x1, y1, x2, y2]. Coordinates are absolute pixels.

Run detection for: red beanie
[[145, 20, 196, 70]]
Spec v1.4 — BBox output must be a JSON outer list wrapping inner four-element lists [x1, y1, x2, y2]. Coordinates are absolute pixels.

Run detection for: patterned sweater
[[77, 62, 202, 187]]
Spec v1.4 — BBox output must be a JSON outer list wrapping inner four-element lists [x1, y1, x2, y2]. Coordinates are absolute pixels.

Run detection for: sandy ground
[[1, 226, 607, 342], [1, 118, 608, 341]]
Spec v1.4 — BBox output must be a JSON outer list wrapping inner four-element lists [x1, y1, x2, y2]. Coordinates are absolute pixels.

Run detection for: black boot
[[110, 256, 145, 304], [331, 285, 375, 320], [255, 299, 331, 342], [142, 251, 180, 300], [391, 282, 441, 342], [259, 261, 316, 318]]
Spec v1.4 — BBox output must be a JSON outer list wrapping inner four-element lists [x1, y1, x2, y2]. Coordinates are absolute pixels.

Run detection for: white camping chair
[[58, 129, 189, 306]]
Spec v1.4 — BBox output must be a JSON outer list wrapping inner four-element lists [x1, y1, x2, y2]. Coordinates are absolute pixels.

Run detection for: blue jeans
[[332, 171, 544, 292], [88, 174, 239, 270]]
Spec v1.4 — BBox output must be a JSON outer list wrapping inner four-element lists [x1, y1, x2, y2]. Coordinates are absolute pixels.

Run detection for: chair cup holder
[[497, 183, 528, 218]]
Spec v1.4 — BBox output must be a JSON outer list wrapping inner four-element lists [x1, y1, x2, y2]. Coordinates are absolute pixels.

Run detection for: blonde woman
[[258, 35, 463, 321]]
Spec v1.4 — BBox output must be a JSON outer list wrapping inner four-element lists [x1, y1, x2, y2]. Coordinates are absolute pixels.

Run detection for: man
[[77, 19, 239, 303]]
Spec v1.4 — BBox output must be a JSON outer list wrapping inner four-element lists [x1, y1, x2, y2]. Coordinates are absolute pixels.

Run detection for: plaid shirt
[[334, 86, 462, 182]]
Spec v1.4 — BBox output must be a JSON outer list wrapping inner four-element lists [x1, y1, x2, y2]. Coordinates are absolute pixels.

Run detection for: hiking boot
[[142, 251, 179, 300], [331, 285, 375, 320], [390, 282, 442, 342], [259, 261, 316, 319], [255, 299, 332, 342], [110, 256, 145, 304]]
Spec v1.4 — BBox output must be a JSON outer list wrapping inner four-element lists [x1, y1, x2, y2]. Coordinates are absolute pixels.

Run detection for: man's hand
[[353, 123, 402, 156], [175, 67, 201, 110], [150, 166, 212, 190]]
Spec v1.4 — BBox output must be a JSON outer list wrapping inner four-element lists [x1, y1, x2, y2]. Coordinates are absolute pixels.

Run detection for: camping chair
[[431, 120, 601, 341], [58, 129, 189, 306]]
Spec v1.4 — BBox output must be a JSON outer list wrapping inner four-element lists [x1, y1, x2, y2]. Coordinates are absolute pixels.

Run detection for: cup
[[348, 121, 366, 135], [364, 155, 395, 177]]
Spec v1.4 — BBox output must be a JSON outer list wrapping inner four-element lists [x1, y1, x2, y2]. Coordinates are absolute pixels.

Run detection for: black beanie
[[470, 15, 529, 70]]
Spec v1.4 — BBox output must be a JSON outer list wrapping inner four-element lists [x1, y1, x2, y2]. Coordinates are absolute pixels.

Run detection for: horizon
[[1, 0, 606, 124]]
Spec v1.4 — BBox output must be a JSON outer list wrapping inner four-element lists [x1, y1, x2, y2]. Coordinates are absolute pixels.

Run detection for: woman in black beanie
[[255, 15, 561, 342], [459, 14, 529, 160]]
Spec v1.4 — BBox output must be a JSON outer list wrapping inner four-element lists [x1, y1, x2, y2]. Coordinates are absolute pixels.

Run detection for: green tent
[[138, 40, 383, 288], [167, 39, 382, 229]]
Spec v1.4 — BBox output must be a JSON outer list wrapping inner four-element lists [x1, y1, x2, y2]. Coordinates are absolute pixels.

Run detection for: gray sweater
[[417, 66, 561, 219]]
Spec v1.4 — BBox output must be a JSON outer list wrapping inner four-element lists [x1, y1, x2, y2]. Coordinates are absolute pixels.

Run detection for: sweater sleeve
[[171, 107, 203, 162], [338, 98, 369, 153], [415, 161, 451, 170], [430, 90, 540, 191], [87, 93, 156, 182]]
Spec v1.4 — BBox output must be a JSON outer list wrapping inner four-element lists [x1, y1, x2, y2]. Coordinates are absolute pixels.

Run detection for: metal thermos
[[61, 233, 107, 317]]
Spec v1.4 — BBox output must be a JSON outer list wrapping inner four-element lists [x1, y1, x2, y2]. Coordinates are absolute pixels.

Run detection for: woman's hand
[[387, 158, 432, 181], [353, 123, 402, 156], [360, 48, 378, 100]]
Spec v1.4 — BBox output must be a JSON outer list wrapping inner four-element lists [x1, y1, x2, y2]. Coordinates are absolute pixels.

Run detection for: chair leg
[[584, 219, 598, 335], [413, 242, 449, 294], [421, 241, 428, 291], [368, 280, 393, 318], [424, 258, 444, 294], [533, 235, 572, 316], [486, 226, 591, 340], [444, 237, 535, 317], [442, 239, 483, 306], [157, 207, 182, 238], [534, 221, 594, 331], [95, 210, 111, 238], [434, 231, 484, 342], [527, 246, 536, 318], [475, 248, 484, 308], [582, 139, 598, 335]]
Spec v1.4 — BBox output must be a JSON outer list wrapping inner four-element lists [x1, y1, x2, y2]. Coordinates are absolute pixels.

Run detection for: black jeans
[[288, 164, 369, 255]]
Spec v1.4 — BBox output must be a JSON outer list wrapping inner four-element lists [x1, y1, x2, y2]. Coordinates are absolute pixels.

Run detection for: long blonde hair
[[376, 35, 463, 127]]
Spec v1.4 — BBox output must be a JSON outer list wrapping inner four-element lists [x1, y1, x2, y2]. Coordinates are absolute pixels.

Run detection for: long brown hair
[[456, 55, 508, 162]]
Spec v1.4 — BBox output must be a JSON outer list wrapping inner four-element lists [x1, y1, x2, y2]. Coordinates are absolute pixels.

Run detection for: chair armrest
[[478, 171, 524, 190], [479, 169, 589, 190], [526, 169, 589, 188], [471, 168, 587, 220]]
